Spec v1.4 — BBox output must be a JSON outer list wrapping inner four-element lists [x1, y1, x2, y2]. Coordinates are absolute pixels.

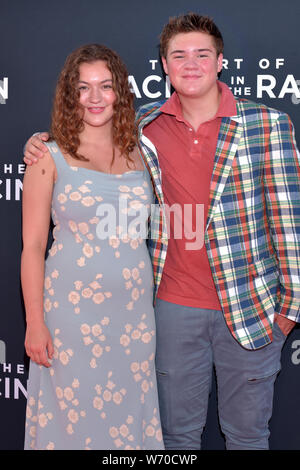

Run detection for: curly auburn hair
[[50, 44, 136, 164], [160, 13, 224, 58]]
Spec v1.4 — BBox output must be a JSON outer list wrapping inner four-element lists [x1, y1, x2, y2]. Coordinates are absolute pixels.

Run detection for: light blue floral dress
[[24, 141, 164, 450]]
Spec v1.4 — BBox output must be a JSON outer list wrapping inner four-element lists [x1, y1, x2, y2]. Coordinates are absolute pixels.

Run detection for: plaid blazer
[[136, 97, 300, 350]]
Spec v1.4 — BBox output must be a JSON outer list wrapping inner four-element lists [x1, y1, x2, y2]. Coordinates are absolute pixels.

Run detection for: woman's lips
[[87, 107, 105, 113]]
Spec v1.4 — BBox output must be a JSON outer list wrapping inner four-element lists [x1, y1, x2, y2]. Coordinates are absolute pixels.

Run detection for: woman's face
[[77, 60, 116, 130]]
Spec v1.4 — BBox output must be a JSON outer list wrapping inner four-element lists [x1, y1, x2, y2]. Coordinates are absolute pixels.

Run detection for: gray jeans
[[154, 298, 286, 450]]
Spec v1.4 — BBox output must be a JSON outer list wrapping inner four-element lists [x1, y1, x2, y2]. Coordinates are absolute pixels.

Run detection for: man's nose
[[184, 56, 199, 68]]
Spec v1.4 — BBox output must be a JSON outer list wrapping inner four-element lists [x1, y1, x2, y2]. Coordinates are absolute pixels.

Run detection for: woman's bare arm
[[21, 149, 56, 367]]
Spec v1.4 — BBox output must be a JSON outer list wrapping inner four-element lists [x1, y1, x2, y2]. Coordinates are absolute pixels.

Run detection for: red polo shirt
[[143, 81, 237, 309]]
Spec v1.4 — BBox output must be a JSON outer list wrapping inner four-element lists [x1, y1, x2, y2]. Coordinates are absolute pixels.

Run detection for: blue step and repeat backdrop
[[0, 0, 299, 450]]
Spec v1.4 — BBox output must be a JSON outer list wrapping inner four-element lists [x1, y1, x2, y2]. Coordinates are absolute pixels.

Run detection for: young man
[[24, 14, 300, 450]]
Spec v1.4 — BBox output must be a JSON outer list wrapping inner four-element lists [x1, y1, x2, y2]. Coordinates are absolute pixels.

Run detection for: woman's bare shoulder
[[24, 147, 57, 182]]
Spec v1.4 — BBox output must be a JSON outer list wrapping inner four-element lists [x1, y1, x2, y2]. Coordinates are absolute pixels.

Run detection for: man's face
[[162, 31, 223, 100]]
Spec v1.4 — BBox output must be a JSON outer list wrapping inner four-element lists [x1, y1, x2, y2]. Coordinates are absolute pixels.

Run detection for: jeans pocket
[[247, 367, 281, 384], [244, 367, 281, 435]]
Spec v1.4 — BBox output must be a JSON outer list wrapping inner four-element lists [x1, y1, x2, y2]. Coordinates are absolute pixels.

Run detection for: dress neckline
[[51, 141, 145, 177]]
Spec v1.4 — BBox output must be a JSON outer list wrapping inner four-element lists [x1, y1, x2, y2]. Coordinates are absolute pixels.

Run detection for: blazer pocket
[[249, 258, 278, 278]]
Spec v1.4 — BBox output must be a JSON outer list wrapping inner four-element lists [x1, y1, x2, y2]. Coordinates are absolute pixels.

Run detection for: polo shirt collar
[[160, 80, 237, 122]]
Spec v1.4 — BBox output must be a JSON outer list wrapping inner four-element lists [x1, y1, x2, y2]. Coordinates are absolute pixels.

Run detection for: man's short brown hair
[[160, 13, 224, 58]]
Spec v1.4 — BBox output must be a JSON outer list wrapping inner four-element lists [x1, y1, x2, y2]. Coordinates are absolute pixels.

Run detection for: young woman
[[21, 44, 164, 450]]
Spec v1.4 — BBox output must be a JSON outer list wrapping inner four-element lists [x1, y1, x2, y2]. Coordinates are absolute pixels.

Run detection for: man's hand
[[275, 313, 296, 336], [23, 132, 50, 165]]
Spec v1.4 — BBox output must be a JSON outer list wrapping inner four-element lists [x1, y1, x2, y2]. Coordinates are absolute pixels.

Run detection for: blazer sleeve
[[263, 112, 300, 322]]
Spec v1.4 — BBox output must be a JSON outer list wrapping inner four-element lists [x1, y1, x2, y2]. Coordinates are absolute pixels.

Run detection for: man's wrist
[[275, 313, 296, 336]]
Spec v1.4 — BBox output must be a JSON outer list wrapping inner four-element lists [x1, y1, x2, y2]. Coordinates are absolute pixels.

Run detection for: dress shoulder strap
[[44, 141, 70, 172]]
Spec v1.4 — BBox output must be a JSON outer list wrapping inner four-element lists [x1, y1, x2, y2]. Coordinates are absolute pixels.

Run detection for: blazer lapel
[[137, 107, 164, 206], [206, 115, 243, 230]]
